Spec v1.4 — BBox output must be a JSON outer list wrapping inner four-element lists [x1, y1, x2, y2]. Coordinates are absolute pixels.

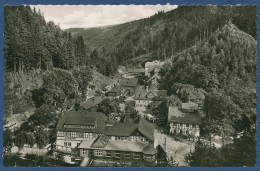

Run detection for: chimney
[[146, 86, 149, 91]]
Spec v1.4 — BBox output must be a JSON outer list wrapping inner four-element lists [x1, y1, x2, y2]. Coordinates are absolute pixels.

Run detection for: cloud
[[33, 5, 178, 29]]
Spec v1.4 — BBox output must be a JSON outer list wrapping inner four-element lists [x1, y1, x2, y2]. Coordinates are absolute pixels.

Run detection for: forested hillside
[[70, 6, 257, 68], [160, 21, 256, 166]]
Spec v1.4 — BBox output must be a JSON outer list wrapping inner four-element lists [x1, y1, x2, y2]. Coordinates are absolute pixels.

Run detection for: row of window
[[93, 150, 140, 159], [172, 129, 198, 135], [64, 142, 71, 147], [57, 131, 94, 139], [113, 136, 148, 142], [170, 123, 198, 128], [63, 124, 96, 129]]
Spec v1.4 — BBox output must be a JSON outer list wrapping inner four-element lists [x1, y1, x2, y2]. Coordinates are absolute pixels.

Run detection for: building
[[167, 106, 201, 137], [119, 78, 139, 95], [80, 96, 106, 112], [134, 87, 167, 111], [146, 66, 162, 90], [145, 60, 164, 77], [107, 86, 122, 97], [55, 111, 108, 153], [55, 111, 157, 163], [181, 102, 199, 113]]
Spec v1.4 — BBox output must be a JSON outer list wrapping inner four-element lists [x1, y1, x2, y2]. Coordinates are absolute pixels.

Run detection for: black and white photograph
[[3, 4, 257, 167]]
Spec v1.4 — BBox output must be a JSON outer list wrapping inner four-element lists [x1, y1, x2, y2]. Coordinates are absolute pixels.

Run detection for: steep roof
[[80, 96, 106, 109], [142, 144, 157, 155], [145, 60, 164, 73], [181, 102, 199, 111], [120, 78, 139, 87], [56, 111, 108, 133], [78, 139, 96, 149], [138, 118, 155, 142], [168, 106, 201, 124], [108, 86, 122, 93], [127, 69, 145, 73], [125, 100, 136, 108], [90, 135, 109, 148], [134, 89, 167, 100], [105, 122, 138, 136]]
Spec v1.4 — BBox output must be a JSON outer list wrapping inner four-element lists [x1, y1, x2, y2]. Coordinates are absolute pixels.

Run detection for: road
[[154, 131, 195, 166]]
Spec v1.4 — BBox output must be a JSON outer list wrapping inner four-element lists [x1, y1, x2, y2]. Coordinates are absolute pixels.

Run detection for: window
[[124, 152, 131, 159], [133, 153, 140, 159], [115, 152, 120, 158], [71, 132, 77, 137], [64, 142, 71, 147], [94, 150, 103, 157], [106, 151, 112, 158], [82, 149, 87, 155], [84, 133, 93, 139], [57, 131, 64, 137]]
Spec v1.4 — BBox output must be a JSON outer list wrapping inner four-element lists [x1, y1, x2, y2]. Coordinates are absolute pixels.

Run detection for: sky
[[32, 5, 178, 29]]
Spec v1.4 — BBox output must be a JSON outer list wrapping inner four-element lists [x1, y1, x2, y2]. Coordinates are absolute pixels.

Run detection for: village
[[52, 60, 206, 166]]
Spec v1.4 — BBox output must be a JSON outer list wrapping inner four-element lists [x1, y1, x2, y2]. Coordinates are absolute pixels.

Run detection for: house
[[134, 87, 167, 111], [145, 60, 164, 77], [119, 78, 139, 95], [181, 102, 199, 113], [55, 111, 157, 163], [124, 69, 145, 78], [167, 106, 201, 137], [146, 66, 162, 90], [80, 96, 106, 112], [107, 86, 122, 97], [55, 111, 108, 153]]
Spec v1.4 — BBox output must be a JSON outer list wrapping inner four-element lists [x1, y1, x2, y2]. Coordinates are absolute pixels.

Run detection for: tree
[[35, 129, 49, 149], [3, 128, 13, 153]]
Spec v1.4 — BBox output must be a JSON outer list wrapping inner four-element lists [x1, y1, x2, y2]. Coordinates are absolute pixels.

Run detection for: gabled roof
[[142, 144, 157, 155], [108, 86, 122, 93], [145, 60, 165, 73], [181, 102, 199, 111], [120, 78, 139, 87], [138, 118, 155, 142], [168, 106, 201, 124], [91, 135, 109, 148], [56, 111, 108, 133], [134, 89, 167, 100], [127, 69, 145, 73], [125, 100, 136, 108], [80, 96, 106, 109], [65, 116, 96, 126], [105, 122, 138, 136]]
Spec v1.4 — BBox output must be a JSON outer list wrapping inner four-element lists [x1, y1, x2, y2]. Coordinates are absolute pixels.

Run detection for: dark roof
[[108, 86, 122, 93], [138, 118, 155, 142], [142, 144, 157, 155], [105, 122, 138, 136], [91, 135, 109, 148], [127, 69, 145, 73], [65, 116, 96, 126], [134, 89, 167, 100], [120, 78, 139, 87], [80, 96, 106, 109], [181, 102, 199, 111], [168, 106, 201, 124], [56, 111, 108, 133], [125, 100, 136, 107], [145, 60, 164, 73]]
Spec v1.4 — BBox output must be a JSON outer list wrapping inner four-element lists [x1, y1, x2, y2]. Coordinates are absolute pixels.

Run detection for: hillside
[[160, 21, 256, 139], [68, 20, 141, 55], [68, 6, 257, 69]]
